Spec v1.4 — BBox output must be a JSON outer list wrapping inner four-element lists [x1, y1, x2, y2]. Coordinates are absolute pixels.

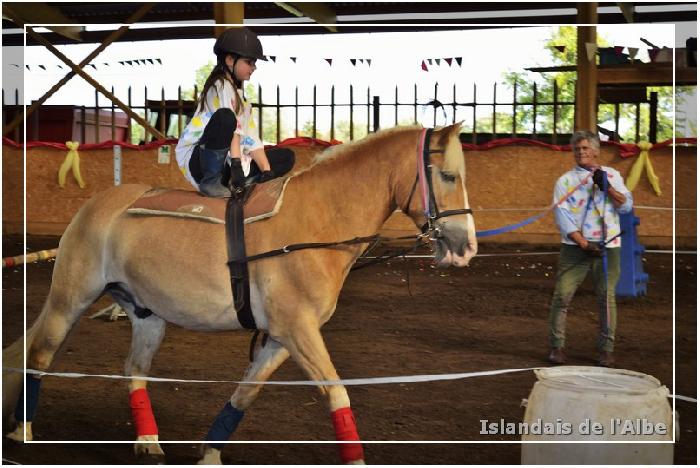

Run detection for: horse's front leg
[[198, 338, 290, 465], [124, 312, 166, 463], [280, 317, 365, 465]]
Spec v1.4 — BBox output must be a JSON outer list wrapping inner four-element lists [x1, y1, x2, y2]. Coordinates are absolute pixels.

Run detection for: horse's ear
[[436, 121, 463, 144]]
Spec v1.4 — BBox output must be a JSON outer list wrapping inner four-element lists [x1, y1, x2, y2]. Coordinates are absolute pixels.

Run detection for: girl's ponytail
[[197, 56, 243, 114]]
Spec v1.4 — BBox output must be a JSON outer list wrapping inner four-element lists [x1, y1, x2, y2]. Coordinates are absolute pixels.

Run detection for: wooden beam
[[527, 63, 696, 87], [214, 2, 244, 37], [2, 3, 155, 137], [26, 27, 165, 140], [275, 2, 337, 32], [575, 2, 598, 132], [616, 2, 635, 23], [2, 2, 83, 40]]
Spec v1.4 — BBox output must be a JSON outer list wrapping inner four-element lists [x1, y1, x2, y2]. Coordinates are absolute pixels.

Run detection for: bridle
[[403, 127, 473, 241]]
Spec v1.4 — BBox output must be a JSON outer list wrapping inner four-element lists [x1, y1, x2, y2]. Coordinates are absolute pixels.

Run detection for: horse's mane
[[293, 124, 466, 182], [299, 125, 422, 174]]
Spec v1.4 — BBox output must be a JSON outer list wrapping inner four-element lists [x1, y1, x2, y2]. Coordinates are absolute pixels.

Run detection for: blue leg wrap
[[14, 374, 42, 423], [204, 401, 244, 449]]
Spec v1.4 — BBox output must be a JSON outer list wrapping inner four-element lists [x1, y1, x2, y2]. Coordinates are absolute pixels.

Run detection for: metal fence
[[2, 80, 661, 145]]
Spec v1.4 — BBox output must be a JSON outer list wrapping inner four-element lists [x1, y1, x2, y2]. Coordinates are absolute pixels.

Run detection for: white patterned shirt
[[175, 79, 263, 188], [553, 165, 633, 248]]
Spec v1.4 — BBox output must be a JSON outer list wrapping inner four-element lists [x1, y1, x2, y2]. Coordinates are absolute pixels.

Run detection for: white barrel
[[521, 366, 674, 465]]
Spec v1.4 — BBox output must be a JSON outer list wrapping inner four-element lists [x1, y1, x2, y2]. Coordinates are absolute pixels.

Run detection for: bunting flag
[[125, 60, 133, 66], [427, 59, 433, 65], [325, 58, 332, 66], [26, 65, 30, 70], [88, 63, 97, 69], [38, 65, 46, 70], [628, 47, 639, 59], [614, 46, 624, 55], [421, 60, 428, 72], [585, 42, 597, 61], [147, 59, 154, 65], [350, 58, 357, 66], [444, 57, 453, 66], [270, 56, 276, 62], [553, 45, 566, 53], [102, 62, 109, 66], [455, 57, 462, 66], [366, 59, 371, 66], [358, 58, 364, 64], [435, 58, 441, 65], [290, 57, 297, 63], [118, 61, 125, 66], [155, 58, 162, 64]]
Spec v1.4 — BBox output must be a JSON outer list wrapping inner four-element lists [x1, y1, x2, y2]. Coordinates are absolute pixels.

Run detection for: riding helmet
[[213, 27, 267, 60]]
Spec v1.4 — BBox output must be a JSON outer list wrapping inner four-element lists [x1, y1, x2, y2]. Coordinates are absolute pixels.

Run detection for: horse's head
[[398, 123, 478, 267]]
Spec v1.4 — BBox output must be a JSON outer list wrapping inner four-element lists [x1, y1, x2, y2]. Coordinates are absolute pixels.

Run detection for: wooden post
[[214, 3, 244, 37], [177, 85, 183, 137], [574, 2, 598, 132], [372, 96, 380, 132], [94, 88, 99, 143], [649, 91, 658, 143]]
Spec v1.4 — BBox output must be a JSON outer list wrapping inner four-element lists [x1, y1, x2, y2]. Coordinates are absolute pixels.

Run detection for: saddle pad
[[127, 177, 291, 225]]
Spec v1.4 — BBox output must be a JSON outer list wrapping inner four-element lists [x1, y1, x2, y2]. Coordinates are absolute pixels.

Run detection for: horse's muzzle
[[433, 222, 478, 268]]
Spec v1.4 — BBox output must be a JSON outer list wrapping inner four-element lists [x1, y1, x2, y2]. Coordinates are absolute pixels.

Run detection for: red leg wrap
[[331, 407, 364, 463], [129, 388, 158, 436]]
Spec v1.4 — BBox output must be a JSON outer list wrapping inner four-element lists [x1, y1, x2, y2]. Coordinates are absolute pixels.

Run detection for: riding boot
[[198, 147, 231, 198]]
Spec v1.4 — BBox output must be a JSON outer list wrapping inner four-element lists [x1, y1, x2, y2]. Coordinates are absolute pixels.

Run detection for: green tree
[[500, 26, 687, 142]]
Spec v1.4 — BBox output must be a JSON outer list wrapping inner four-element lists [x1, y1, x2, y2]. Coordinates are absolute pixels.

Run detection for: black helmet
[[213, 27, 266, 61]]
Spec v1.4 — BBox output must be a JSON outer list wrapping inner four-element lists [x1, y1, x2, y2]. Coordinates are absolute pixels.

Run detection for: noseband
[[403, 128, 473, 240]]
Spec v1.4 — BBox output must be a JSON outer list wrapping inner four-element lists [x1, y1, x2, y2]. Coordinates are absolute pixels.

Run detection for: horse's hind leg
[[123, 310, 166, 462], [5, 257, 106, 442], [198, 338, 290, 465]]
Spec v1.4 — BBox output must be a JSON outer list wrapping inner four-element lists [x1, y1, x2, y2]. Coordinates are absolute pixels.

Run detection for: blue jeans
[[548, 244, 621, 352]]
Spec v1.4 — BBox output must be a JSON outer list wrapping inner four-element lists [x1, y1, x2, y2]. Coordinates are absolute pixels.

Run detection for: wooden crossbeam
[[26, 27, 165, 140], [2, 3, 155, 138], [275, 2, 337, 32]]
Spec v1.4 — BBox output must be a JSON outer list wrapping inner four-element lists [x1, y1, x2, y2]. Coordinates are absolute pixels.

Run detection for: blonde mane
[[303, 125, 422, 173]]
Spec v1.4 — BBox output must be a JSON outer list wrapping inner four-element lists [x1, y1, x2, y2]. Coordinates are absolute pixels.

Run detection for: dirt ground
[[2, 234, 696, 465]]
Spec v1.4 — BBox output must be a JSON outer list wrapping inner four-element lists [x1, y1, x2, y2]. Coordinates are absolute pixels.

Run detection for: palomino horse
[[3, 123, 477, 464]]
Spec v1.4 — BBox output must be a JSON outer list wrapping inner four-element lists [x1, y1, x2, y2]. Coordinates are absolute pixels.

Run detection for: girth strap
[[225, 192, 257, 330]]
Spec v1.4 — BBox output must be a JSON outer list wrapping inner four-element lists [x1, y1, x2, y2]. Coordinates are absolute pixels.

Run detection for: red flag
[[444, 58, 453, 66], [614, 46, 624, 55], [421, 60, 428, 71]]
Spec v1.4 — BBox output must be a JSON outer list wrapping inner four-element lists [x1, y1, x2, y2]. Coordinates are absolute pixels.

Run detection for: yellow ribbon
[[625, 141, 661, 196], [58, 141, 86, 188]]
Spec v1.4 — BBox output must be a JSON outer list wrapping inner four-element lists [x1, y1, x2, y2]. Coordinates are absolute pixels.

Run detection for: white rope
[[1, 458, 21, 465], [4, 366, 697, 403], [3, 366, 537, 386]]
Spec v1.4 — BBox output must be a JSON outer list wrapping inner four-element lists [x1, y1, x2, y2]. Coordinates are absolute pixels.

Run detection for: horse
[[3, 123, 477, 464]]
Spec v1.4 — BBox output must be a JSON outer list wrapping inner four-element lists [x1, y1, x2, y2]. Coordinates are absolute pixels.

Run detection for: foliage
[[497, 26, 688, 142]]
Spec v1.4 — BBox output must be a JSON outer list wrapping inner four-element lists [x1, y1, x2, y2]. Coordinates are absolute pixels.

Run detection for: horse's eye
[[440, 171, 456, 183]]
